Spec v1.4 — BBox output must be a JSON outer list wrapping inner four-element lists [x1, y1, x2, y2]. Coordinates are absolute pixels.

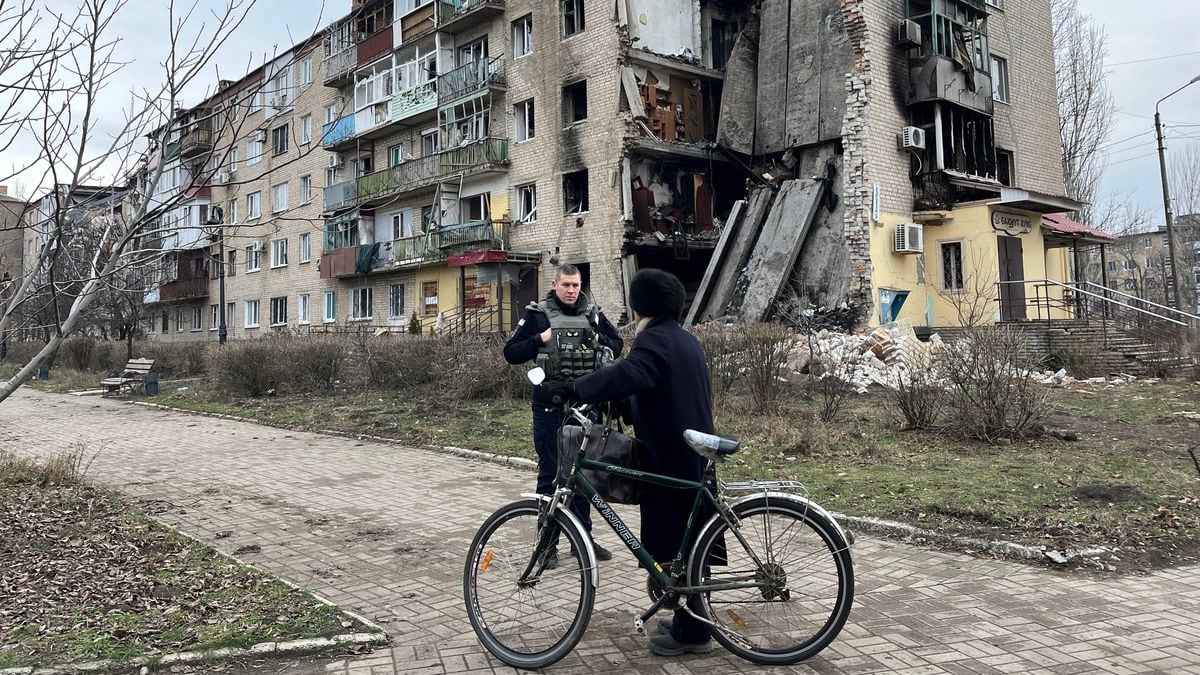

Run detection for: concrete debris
[[791, 319, 941, 394], [1029, 371, 1140, 388]]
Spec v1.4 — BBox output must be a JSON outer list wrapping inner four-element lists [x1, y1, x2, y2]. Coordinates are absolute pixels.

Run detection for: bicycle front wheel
[[687, 495, 854, 665], [463, 499, 596, 669]]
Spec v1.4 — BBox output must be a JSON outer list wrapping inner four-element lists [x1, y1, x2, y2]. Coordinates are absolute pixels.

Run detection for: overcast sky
[[7, 1, 1200, 225]]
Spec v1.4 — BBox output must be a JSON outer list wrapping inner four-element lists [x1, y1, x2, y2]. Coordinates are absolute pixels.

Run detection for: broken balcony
[[907, 55, 993, 116], [438, 58, 506, 105], [355, 137, 509, 208], [436, 0, 505, 33], [904, 0, 993, 116]]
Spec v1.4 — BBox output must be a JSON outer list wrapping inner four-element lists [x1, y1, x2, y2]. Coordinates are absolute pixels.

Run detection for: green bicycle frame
[[569, 457, 767, 596]]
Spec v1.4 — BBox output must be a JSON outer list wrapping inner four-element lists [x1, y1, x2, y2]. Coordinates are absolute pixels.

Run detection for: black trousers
[[533, 405, 591, 531]]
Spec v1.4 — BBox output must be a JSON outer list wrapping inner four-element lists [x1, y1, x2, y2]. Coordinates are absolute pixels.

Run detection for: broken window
[[996, 149, 1013, 187], [906, 0, 988, 72], [422, 281, 439, 316], [563, 169, 589, 214], [460, 193, 489, 222], [710, 18, 736, 71], [561, 0, 584, 38], [513, 14, 533, 58], [991, 55, 1010, 103], [517, 184, 537, 223], [515, 98, 535, 141], [940, 241, 964, 291], [563, 81, 587, 125], [441, 97, 490, 146], [938, 104, 997, 180]]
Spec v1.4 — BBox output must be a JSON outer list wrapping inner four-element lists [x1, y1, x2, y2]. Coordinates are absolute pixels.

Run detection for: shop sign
[[991, 210, 1033, 236]]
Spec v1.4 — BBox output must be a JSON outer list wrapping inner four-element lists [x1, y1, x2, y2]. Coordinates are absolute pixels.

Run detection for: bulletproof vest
[[533, 299, 598, 381]]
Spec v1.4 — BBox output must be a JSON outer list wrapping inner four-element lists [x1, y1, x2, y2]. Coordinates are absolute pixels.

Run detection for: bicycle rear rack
[[720, 480, 810, 499]]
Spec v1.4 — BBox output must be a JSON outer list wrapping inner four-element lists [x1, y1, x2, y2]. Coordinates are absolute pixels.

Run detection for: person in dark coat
[[504, 264, 623, 564], [563, 268, 719, 656]]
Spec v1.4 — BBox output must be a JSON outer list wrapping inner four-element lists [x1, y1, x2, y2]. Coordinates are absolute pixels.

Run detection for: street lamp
[[1153, 74, 1200, 313], [206, 206, 227, 345]]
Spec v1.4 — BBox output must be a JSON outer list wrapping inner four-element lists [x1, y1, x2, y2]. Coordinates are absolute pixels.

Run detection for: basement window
[[563, 169, 589, 214], [562, 81, 587, 125]]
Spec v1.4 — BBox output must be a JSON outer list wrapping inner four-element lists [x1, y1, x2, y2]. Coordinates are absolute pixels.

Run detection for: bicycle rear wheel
[[687, 496, 853, 665], [463, 499, 596, 669]]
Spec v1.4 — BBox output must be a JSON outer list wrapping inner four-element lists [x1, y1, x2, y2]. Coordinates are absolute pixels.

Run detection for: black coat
[[574, 316, 716, 564], [503, 293, 623, 407]]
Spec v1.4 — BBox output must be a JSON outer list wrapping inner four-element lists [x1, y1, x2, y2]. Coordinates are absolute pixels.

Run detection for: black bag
[[557, 418, 644, 505]]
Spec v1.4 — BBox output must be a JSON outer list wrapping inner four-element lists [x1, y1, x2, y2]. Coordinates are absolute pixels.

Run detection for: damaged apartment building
[[131, 0, 1080, 341]]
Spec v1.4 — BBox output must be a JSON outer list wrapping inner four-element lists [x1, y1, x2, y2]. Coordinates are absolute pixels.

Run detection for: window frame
[[245, 299, 261, 328], [246, 191, 262, 219], [299, 114, 312, 144], [272, 182, 289, 213], [191, 306, 203, 332], [517, 183, 537, 223], [272, 124, 289, 156], [350, 287, 374, 321], [990, 54, 1010, 104], [270, 296, 288, 326], [389, 283, 406, 320], [299, 232, 312, 263], [246, 243, 262, 273], [562, 80, 587, 125], [421, 280, 439, 317], [421, 130, 440, 156], [298, 293, 311, 324], [939, 240, 966, 292], [270, 238, 289, 268], [515, 98, 535, 142], [513, 14, 534, 58], [323, 291, 337, 323], [561, 0, 585, 38], [300, 57, 313, 86], [300, 174, 313, 204], [563, 169, 589, 215]]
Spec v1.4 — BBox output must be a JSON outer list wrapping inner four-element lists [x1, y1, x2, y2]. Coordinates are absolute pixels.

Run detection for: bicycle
[[463, 402, 856, 669]]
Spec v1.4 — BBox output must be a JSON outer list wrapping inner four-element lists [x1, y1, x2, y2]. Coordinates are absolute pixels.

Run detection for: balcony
[[320, 246, 359, 279], [436, 0, 505, 33], [324, 45, 357, 86], [356, 137, 509, 206], [392, 79, 438, 122], [322, 115, 355, 148], [907, 55, 994, 117], [438, 59, 506, 105], [323, 179, 358, 213], [158, 277, 210, 302], [179, 125, 213, 159], [377, 220, 507, 272], [400, 3, 436, 43], [357, 25, 393, 67]]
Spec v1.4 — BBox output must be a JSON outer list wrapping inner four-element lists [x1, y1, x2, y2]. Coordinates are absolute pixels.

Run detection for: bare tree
[[1170, 142, 1200, 221], [1053, 0, 1115, 224], [0, 0, 263, 402]]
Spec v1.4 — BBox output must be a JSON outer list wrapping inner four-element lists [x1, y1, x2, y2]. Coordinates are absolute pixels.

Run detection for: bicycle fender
[[521, 493, 600, 587], [687, 492, 853, 576]]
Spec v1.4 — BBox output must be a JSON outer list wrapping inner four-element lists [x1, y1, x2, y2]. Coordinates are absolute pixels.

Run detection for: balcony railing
[[384, 220, 505, 270], [355, 137, 509, 205], [357, 25, 394, 66], [436, 0, 506, 29], [438, 58, 506, 102], [322, 115, 355, 147], [323, 179, 358, 213], [158, 277, 210, 302], [320, 246, 359, 279], [324, 45, 357, 84], [179, 125, 213, 158], [392, 79, 438, 121], [907, 55, 994, 117]]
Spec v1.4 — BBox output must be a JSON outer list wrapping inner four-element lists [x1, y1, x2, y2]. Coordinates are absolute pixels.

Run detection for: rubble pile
[[1030, 370, 1146, 388], [792, 320, 946, 394]]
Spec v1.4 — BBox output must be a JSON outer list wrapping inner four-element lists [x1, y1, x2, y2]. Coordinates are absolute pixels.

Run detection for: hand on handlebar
[[543, 380, 575, 406]]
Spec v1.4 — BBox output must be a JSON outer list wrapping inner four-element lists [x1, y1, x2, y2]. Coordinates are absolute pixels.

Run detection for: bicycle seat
[[683, 430, 740, 460]]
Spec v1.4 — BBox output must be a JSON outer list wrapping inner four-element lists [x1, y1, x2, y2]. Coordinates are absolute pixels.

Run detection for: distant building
[[1086, 217, 1200, 314]]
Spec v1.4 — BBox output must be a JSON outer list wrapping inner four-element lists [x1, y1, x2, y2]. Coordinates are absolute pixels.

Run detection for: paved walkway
[[3, 389, 1200, 675]]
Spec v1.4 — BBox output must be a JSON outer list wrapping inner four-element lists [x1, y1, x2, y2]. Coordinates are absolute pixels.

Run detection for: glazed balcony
[[323, 179, 358, 213], [324, 45, 357, 87], [400, 3, 436, 44], [158, 277, 210, 302], [179, 123, 213, 159], [357, 25, 393, 66], [321, 115, 355, 148]]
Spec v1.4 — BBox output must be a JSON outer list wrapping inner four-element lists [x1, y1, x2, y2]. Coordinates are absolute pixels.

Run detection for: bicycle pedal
[[633, 617, 645, 635]]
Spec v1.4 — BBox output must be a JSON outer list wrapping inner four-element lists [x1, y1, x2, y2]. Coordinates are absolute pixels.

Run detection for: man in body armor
[[504, 264, 624, 565]]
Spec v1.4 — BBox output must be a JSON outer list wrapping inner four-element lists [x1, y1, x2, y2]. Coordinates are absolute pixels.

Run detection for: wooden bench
[[101, 358, 155, 396]]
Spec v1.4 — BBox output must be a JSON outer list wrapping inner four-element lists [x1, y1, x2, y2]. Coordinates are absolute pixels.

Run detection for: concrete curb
[[124, 399, 1114, 569], [0, 520, 389, 675]]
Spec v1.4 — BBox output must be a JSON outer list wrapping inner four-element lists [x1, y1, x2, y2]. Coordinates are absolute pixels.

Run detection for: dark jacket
[[504, 292, 623, 407], [573, 316, 715, 563]]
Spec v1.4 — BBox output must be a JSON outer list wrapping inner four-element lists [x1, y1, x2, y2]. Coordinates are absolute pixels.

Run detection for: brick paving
[[3, 389, 1200, 675]]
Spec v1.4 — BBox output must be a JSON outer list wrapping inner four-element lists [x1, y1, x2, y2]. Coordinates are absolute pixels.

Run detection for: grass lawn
[[0, 450, 374, 669], [127, 377, 1200, 572]]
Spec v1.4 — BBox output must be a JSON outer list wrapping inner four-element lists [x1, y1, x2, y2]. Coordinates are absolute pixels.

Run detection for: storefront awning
[[1042, 213, 1117, 246], [998, 188, 1084, 214]]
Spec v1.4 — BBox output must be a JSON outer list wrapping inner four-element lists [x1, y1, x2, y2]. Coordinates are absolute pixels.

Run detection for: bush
[[742, 322, 794, 411], [284, 335, 348, 392], [441, 333, 529, 401], [692, 321, 742, 398], [91, 341, 120, 373], [941, 326, 1048, 441], [59, 337, 97, 371], [208, 339, 284, 397], [890, 366, 943, 430], [1, 340, 45, 365], [361, 335, 448, 390], [140, 341, 210, 377]]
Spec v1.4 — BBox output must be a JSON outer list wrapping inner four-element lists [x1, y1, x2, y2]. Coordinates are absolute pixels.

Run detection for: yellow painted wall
[[412, 262, 515, 333], [869, 203, 1074, 328]]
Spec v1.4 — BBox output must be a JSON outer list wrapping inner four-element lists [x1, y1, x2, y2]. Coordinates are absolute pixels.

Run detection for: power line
[[1099, 130, 1154, 151], [1106, 151, 1158, 167], [1108, 50, 1200, 67]]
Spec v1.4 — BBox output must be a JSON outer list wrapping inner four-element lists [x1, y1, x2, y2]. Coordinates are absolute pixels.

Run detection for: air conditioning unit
[[898, 126, 927, 152], [894, 223, 924, 254], [328, 153, 343, 167], [214, 172, 229, 184], [254, 130, 267, 143], [897, 19, 922, 49]]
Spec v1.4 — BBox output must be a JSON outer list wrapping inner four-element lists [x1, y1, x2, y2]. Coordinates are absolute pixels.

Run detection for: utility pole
[[207, 206, 227, 344], [1154, 75, 1200, 313]]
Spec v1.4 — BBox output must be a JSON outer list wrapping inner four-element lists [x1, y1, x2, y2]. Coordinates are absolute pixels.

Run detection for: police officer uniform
[[503, 291, 623, 544]]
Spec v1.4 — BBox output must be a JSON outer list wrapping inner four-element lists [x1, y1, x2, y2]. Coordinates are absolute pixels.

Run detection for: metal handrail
[[1076, 281, 1200, 323], [998, 279, 1190, 328]]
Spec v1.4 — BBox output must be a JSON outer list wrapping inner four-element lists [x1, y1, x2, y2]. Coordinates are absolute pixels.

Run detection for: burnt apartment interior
[[902, 0, 1004, 212]]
